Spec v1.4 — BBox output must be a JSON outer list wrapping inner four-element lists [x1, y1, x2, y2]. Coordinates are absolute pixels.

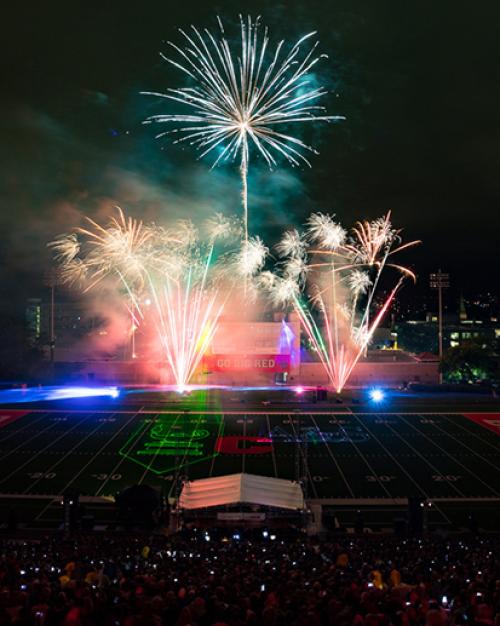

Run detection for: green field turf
[[0, 408, 499, 506]]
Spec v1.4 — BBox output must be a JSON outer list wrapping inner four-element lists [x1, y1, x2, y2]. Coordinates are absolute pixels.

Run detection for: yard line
[[137, 413, 181, 485], [383, 417, 466, 497], [241, 414, 247, 474], [348, 414, 433, 501], [287, 414, 319, 498], [23, 416, 114, 494], [168, 414, 204, 497], [0, 416, 61, 464], [0, 413, 91, 488], [0, 413, 49, 445], [428, 418, 500, 474], [344, 413, 451, 524], [265, 414, 278, 478], [440, 414, 500, 453], [398, 414, 500, 497], [52, 410, 141, 496], [319, 413, 392, 498], [32, 497, 56, 523], [208, 415, 225, 477], [95, 409, 149, 496], [308, 414, 354, 497], [25, 497, 61, 526]]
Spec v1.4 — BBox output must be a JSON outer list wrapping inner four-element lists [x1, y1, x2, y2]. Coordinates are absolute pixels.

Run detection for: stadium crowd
[[0, 531, 498, 626]]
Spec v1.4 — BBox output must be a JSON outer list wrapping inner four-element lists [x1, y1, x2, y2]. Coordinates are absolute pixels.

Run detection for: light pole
[[430, 270, 450, 383]]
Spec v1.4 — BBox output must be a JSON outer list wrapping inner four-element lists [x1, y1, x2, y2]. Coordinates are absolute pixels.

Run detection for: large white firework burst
[[142, 15, 344, 239], [276, 228, 307, 258], [235, 236, 269, 278], [307, 212, 346, 250]]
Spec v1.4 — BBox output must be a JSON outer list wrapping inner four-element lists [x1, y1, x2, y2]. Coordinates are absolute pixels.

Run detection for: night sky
[[2, 0, 499, 313]]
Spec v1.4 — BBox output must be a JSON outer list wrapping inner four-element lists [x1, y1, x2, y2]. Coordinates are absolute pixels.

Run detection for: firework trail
[[149, 244, 222, 389], [49, 208, 257, 389], [265, 212, 420, 392], [142, 15, 344, 241]]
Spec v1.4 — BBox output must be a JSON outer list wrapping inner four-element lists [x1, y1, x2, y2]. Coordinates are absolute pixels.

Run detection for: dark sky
[[1, 0, 499, 312]]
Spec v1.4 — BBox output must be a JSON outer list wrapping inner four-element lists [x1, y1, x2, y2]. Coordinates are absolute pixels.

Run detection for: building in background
[[25, 295, 441, 387], [25, 298, 42, 344], [396, 312, 499, 355]]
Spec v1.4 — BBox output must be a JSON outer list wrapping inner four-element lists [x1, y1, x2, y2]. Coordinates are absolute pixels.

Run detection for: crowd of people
[[0, 530, 498, 626]]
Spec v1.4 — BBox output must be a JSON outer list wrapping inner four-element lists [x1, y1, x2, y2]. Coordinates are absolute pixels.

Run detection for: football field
[[0, 407, 499, 503]]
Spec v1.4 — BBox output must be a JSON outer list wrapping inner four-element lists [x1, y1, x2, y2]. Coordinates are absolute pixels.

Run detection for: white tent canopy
[[179, 473, 304, 510]]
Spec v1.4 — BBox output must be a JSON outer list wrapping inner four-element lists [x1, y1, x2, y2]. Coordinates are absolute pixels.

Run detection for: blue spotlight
[[369, 388, 385, 403], [47, 386, 121, 401], [0, 385, 121, 404]]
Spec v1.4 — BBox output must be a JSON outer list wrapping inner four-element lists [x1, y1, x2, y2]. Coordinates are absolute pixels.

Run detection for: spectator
[[0, 533, 497, 626]]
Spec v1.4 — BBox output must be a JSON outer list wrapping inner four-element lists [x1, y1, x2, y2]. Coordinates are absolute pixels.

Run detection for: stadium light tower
[[430, 270, 450, 383]]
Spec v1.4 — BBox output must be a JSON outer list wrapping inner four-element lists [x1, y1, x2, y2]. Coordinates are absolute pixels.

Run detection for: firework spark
[[142, 15, 344, 241], [307, 212, 347, 250], [235, 235, 269, 278], [49, 208, 244, 388], [49, 211, 152, 297], [348, 269, 371, 295], [276, 228, 306, 258], [150, 246, 224, 388], [48, 233, 80, 264], [265, 212, 420, 392], [205, 212, 242, 242]]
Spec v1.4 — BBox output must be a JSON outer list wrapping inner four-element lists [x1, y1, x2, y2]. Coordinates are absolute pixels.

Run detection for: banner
[[204, 354, 290, 372]]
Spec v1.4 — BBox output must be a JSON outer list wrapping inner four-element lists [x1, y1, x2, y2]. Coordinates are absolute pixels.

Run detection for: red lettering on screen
[[204, 354, 290, 372]]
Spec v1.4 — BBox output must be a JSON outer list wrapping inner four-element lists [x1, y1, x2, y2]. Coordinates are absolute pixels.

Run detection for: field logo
[[215, 436, 272, 454], [268, 425, 370, 443], [119, 413, 224, 475]]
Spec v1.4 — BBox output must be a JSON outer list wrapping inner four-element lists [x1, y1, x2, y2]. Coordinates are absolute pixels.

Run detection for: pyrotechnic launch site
[[2, 14, 499, 535]]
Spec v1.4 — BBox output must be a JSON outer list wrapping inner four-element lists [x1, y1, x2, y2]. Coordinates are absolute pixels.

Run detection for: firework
[[235, 235, 269, 278], [205, 212, 242, 242], [49, 207, 156, 293], [48, 233, 80, 264], [275, 228, 306, 258], [260, 272, 300, 308], [307, 212, 346, 250], [149, 245, 224, 388], [49, 208, 244, 389], [142, 15, 344, 241], [266, 212, 420, 392], [348, 269, 371, 295]]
